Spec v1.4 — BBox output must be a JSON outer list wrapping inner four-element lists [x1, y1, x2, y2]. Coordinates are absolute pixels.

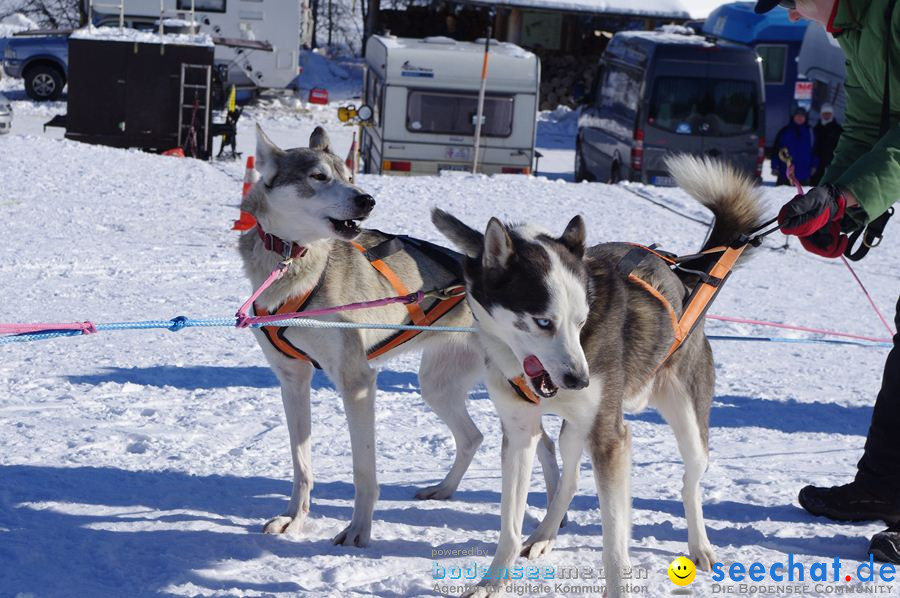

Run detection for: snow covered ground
[[0, 81, 899, 598]]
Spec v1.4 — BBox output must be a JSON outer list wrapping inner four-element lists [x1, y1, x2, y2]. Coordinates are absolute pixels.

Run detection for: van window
[[648, 77, 758, 136], [597, 65, 641, 123], [177, 0, 226, 12], [756, 44, 787, 84], [406, 91, 514, 137]]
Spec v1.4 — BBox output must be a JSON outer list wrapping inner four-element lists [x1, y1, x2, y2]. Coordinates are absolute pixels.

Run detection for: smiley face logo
[[668, 556, 696, 586]]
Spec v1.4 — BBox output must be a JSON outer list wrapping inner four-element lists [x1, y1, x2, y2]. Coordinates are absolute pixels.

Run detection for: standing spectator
[[812, 103, 844, 184], [772, 106, 818, 186]]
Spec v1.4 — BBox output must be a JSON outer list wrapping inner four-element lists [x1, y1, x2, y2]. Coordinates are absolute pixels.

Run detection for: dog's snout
[[562, 371, 589, 390], [355, 194, 376, 212]]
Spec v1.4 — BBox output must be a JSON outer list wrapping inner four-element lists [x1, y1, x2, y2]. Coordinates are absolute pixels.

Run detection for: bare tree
[[0, 0, 87, 28], [314, 0, 363, 55]]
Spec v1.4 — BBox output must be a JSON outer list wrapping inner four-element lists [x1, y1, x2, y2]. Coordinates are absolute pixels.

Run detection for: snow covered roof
[[367, 35, 538, 92], [616, 27, 715, 47], [376, 35, 534, 59], [457, 0, 690, 18], [70, 25, 214, 47]]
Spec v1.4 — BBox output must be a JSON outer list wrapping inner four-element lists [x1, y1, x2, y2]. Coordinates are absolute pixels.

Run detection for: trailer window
[[648, 77, 758, 137], [756, 44, 787, 84], [406, 91, 514, 137], [177, 0, 226, 12], [365, 74, 383, 126]]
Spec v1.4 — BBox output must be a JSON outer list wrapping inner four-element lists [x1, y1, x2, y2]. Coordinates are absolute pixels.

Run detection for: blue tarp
[[702, 2, 807, 44]]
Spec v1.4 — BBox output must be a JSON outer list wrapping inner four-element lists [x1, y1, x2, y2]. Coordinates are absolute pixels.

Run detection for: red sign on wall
[[794, 81, 813, 100]]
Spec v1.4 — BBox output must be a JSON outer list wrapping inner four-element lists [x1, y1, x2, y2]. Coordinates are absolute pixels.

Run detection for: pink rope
[[235, 262, 289, 328], [839, 255, 897, 337], [234, 260, 427, 328], [242, 291, 425, 327], [787, 162, 803, 195], [783, 154, 895, 339], [706, 314, 892, 344], [0, 321, 97, 336]]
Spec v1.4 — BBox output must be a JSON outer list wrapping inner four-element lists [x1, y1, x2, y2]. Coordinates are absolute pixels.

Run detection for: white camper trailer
[[91, 0, 311, 90], [361, 35, 540, 176]]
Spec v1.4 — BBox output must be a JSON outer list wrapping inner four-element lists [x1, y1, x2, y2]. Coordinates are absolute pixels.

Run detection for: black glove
[[778, 184, 846, 237]]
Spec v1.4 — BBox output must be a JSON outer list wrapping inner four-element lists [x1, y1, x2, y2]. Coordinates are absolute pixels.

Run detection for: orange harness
[[507, 242, 747, 405], [254, 238, 466, 368]]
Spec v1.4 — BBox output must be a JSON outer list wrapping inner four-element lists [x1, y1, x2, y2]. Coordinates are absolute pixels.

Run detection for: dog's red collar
[[256, 225, 307, 259]]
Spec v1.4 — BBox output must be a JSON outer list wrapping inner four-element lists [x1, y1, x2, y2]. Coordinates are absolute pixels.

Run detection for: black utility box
[[65, 35, 215, 158]]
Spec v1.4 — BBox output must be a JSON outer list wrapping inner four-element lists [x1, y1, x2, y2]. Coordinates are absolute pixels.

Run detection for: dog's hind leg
[[330, 361, 379, 547], [522, 420, 584, 559], [654, 372, 716, 571], [590, 409, 633, 598], [415, 343, 484, 500], [264, 359, 315, 535], [535, 426, 562, 519]]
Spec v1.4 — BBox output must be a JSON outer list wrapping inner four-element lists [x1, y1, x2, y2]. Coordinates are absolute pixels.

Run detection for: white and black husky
[[433, 155, 764, 597], [238, 126, 562, 547]]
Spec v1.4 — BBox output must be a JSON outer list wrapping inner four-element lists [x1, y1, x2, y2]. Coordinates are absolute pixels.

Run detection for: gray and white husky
[[238, 126, 561, 546], [433, 155, 764, 597]]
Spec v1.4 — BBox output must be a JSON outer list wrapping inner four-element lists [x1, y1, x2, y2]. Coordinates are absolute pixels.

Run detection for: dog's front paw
[[520, 535, 555, 559], [333, 521, 371, 547], [263, 515, 305, 535], [415, 483, 454, 500], [690, 541, 716, 572]]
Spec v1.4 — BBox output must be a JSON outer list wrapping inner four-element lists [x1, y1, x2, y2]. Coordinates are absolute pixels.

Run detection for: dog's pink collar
[[256, 225, 307, 260]]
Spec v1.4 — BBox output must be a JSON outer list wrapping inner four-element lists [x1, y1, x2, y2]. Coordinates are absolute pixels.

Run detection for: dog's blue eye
[[310, 173, 328, 182], [533, 318, 552, 330]]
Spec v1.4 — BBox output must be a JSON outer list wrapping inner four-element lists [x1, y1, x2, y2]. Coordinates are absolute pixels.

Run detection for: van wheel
[[574, 140, 592, 182], [25, 65, 65, 101], [608, 162, 621, 184]]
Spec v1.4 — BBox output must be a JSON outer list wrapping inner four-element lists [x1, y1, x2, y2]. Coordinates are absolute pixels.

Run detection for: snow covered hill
[[0, 97, 898, 597]]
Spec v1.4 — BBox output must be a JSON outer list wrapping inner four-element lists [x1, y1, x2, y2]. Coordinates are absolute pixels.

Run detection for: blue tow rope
[[0, 316, 891, 349]]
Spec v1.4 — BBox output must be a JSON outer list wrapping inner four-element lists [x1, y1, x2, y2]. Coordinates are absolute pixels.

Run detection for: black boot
[[798, 481, 900, 524], [870, 521, 900, 564]]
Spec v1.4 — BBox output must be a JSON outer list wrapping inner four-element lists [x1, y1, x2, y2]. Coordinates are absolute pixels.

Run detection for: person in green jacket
[[756, 0, 899, 564]]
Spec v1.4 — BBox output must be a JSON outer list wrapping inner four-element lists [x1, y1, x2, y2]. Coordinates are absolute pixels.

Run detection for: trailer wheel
[[25, 64, 65, 101]]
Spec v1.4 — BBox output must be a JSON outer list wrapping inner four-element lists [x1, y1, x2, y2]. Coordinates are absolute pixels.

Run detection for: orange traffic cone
[[232, 156, 259, 231], [345, 131, 357, 180]]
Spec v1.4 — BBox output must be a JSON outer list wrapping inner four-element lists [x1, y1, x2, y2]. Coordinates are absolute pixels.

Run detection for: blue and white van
[[576, 28, 765, 185]]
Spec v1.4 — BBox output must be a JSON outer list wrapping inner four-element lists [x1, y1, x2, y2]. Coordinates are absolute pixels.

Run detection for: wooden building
[[379, 0, 690, 108]]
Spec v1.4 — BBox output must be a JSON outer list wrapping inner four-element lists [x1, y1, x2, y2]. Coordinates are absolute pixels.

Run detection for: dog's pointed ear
[[559, 215, 586, 259], [431, 208, 483, 257], [483, 217, 514, 270], [309, 126, 332, 153], [255, 124, 283, 186]]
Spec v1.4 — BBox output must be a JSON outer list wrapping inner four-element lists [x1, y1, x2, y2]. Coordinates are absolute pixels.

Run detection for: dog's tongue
[[523, 355, 546, 377]]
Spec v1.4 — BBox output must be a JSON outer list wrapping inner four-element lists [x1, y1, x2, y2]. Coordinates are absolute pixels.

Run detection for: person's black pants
[[856, 295, 900, 501]]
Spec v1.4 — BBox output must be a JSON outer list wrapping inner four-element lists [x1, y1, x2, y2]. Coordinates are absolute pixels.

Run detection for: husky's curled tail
[[664, 154, 766, 286]]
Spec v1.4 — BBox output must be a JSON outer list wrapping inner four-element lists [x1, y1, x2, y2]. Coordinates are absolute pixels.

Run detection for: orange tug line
[[510, 243, 748, 405], [254, 242, 466, 367]]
